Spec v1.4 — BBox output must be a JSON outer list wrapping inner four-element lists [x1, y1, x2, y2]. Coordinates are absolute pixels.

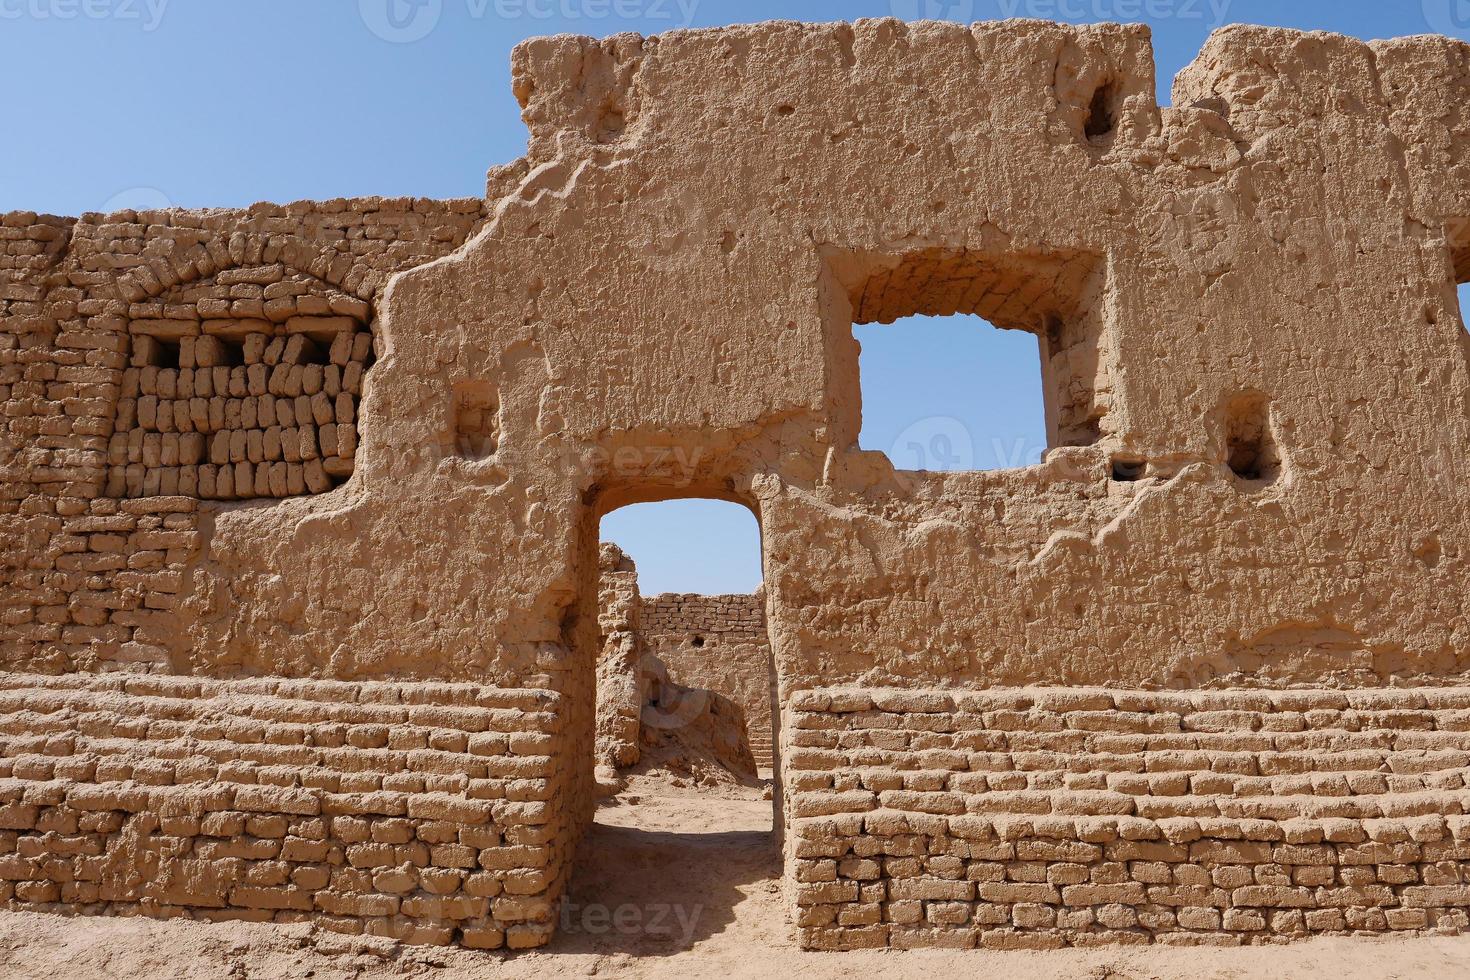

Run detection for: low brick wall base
[[0, 672, 573, 949], [787, 687, 1470, 950]]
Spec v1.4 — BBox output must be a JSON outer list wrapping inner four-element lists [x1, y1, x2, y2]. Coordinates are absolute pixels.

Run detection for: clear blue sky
[[3, 1, 1466, 594]]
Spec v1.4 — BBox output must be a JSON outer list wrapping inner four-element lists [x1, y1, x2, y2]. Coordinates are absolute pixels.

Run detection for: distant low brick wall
[[787, 687, 1470, 950], [0, 672, 573, 949], [639, 594, 765, 635], [639, 593, 772, 764]]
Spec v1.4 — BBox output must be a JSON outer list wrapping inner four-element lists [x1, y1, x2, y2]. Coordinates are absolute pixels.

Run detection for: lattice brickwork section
[[109, 325, 370, 499], [0, 673, 572, 949], [787, 687, 1470, 950]]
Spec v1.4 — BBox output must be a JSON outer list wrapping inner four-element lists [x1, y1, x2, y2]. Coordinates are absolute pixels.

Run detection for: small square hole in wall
[[1222, 390, 1281, 485], [129, 334, 180, 368], [450, 381, 499, 460], [1110, 457, 1146, 482], [854, 314, 1047, 472]]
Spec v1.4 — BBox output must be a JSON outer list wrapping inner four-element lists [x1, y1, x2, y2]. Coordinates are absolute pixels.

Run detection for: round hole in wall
[[691, 635, 705, 648]]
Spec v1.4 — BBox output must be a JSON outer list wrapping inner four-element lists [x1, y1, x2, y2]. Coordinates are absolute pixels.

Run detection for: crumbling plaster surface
[[11, 20, 1470, 700]]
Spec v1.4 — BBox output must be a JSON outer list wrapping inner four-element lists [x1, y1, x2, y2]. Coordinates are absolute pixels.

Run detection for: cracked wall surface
[[2, 16, 1470, 950]]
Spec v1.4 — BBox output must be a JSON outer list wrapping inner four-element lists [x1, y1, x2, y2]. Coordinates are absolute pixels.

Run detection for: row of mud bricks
[[0, 674, 572, 949], [4, 495, 201, 671], [787, 687, 1470, 949], [638, 593, 766, 636]]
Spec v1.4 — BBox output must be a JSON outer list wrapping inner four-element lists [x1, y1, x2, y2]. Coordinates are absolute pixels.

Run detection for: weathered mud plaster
[[3, 18, 1470, 950]]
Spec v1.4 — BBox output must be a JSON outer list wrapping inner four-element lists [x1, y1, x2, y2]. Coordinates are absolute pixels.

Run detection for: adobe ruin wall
[[2, 17, 1470, 950]]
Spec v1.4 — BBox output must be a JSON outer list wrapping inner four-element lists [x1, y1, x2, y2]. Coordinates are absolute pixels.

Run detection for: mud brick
[[460, 925, 505, 949], [1300, 907, 1344, 931], [1232, 885, 1315, 908], [1190, 840, 1271, 863], [975, 881, 1053, 903], [1315, 884, 1396, 907], [797, 880, 859, 905], [1016, 839, 1101, 863], [979, 928, 1066, 950], [345, 843, 397, 869], [1401, 885, 1470, 907], [316, 890, 399, 917], [1011, 902, 1056, 928], [490, 894, 553, 923], [1387, 907, 1430, 929], [477, 844, 549, 871], [429, 844, 477, 869], [1061, 882, 1146, 906]]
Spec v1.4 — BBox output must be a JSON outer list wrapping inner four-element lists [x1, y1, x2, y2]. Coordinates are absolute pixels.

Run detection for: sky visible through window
[[2, 1, 1463, 597], [855, 314, 1047, 473]]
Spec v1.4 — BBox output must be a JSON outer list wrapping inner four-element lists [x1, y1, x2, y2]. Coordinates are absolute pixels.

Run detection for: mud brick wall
[[5, 495, 203, 673], [0, 198, 487, 674], [639, 593, 773, 765], [0, 672, 574, 949], [639, 593, 766, 635], [787, 687, 1470, 951]]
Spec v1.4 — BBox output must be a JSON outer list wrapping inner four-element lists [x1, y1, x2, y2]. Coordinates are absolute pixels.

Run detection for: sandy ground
[[3, 773, 1470, 979]]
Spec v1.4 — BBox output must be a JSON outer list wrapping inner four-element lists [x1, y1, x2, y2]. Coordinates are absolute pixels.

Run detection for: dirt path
[[3, 776, 1469, 979]]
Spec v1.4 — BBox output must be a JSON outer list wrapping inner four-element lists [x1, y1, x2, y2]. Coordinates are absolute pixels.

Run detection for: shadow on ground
[[550, 794, 780, 957]]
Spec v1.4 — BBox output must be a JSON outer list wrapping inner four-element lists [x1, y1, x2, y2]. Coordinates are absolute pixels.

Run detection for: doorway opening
[[557, 495, 780, 954], [595, 498, 775, 782]]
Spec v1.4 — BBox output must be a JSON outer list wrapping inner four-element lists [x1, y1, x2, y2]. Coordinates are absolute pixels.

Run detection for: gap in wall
[[565, 497, 779, 953], [597, 497, 775, 778], [854, 313, 1048, 471]]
